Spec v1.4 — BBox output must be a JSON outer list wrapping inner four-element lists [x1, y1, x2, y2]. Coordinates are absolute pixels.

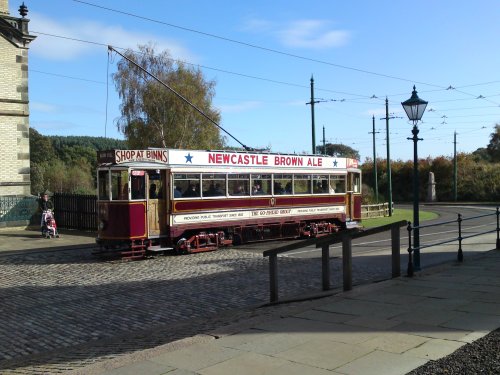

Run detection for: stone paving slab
[[334, 350, 428, 375], [91, 250, 499, 375]]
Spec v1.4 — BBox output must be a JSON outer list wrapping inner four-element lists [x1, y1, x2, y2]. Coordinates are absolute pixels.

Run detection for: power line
[[30, 30, 500, 108], [72, 0, 446, 89]]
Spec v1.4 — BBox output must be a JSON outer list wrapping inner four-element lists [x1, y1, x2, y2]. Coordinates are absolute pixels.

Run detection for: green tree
[[29, 128, 54, 165], [486, 124, 500, 162], [113, 44, 225, 149], [316, 143, 360, 159]]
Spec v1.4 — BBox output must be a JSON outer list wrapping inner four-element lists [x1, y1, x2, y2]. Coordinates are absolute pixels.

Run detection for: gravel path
[[407, 328, 500, 374]]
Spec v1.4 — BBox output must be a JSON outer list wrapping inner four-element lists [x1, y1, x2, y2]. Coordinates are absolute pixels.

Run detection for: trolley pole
[[322, 126, 326, 155], [309, 76, 316, 154], [453, 131, 457, 201], [369, 115, 380, 202], [385, 98, 393, 216]]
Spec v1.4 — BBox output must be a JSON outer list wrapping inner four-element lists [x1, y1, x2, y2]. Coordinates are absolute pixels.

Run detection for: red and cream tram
[[96, 149, 362, 258]]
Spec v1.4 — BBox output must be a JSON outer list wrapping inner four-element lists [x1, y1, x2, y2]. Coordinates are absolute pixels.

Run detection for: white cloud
[[243, 18, 350, 49], [278, 20, 350, 49], [28, 12, 197, 62], [30, 102, 58, 113]]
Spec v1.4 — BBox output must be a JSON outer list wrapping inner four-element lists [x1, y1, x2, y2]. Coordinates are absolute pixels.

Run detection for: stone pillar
[[0, 0, 8, 15], [427, 172, 436, 202], [0, 1, 36, 196]]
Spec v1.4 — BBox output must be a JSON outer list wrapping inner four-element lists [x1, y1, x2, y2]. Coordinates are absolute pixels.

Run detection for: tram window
[[251, 174, 271, 195], [313, 175, 329, 194], [353, 174, 361, 193], [228, 174, 250, 196], [111, 170, 129, 200], [330, 175, 346, 193], [131, 171, 146, 200], [294, 174, 312, 195], [273, 174, 292, 195], [148, 170, 163, 199], [98, 170, 110, 200], [201, 173, 226, 197], [173, 173, 200, 198]]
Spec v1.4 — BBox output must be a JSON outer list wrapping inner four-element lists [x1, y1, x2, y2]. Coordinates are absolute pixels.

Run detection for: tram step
[[147, 246, 174, 252]]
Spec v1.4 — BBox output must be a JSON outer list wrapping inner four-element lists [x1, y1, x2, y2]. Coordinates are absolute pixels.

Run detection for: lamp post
[[401, 86, 428, 271]]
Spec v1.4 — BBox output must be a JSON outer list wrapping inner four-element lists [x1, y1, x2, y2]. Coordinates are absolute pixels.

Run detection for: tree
[[113, 44, 225, 149], [30, 128, 54, 165], [486, 124, 500, 162], [316, 143, 360, 159]]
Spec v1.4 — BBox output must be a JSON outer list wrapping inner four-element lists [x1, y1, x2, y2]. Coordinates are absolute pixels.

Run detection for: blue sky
[[12, 0, 500, 162]]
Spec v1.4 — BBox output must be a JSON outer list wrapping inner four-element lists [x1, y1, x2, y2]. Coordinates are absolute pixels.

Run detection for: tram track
[[0, 245, 96, 258]]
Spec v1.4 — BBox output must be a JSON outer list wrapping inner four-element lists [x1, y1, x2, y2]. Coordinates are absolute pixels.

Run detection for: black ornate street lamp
[[402, 86, 427, 271]]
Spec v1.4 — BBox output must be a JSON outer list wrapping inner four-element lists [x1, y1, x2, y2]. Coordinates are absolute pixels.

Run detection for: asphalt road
[[237, 204, 498, 266]]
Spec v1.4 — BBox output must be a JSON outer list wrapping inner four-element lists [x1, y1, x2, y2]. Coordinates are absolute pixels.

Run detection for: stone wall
[[0, 36, 31, 196], [0, 0, 35, 197], [0, 0, 8, 15]]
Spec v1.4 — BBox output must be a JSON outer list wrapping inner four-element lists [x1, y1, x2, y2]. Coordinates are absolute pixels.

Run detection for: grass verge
[[362, 208, 439, 228]]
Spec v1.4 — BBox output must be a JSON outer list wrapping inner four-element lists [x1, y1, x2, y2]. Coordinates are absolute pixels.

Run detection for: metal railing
[[406, 207, 500, 277], [0, 195, 39, 226], [263, 220, 407, 303]]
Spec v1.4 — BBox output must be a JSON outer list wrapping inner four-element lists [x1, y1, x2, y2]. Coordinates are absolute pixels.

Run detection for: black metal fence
[[406, 207, 500, 276], [0, 195, 39, 227], [52, 193, 97, 231]]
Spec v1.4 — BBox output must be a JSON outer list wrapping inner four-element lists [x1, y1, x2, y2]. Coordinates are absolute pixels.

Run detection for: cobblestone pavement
[[0, 245, 396, 374]]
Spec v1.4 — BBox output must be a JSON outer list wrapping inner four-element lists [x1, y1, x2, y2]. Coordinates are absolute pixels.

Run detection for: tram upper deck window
[[273, 174, 292, 195], [98, 170, 109, 200], [331, 175, 346, 193], [131, 170, 146, 200], [294, 174, 312, 195], [313, 175, 329, 194], [173, 173, 200, 198], [251, 174, 271, 195], [111, 170, 129, 200], [228, 174, 250, 196], [202, 173, 226, 197]]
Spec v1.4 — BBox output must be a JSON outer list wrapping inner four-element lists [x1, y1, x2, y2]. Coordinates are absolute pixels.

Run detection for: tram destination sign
[[98, 149, 359, 170], [169, 150, 359, 170], [98, 150, 169, 164]]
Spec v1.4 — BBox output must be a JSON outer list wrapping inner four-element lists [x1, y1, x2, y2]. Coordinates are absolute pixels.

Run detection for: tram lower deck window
[[98, 170, 109, 200], [174, 174, 201, 198], [273, 174, 292, 195], [294, 174, 311, 194], [202, 173, 226, 197], [228, 174, 250, 196], [111, 170, 129, 200], [330, 175, 346, 193]]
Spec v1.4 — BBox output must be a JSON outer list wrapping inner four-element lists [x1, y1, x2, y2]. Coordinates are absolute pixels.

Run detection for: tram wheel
[[232, 233, 242, 246]]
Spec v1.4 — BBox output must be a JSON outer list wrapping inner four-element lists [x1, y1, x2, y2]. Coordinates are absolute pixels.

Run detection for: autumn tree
[[112, 44, 225, 149]]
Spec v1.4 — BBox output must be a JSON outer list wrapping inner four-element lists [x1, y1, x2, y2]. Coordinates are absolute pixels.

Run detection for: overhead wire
[[71, 0, 446, 89], [30, 7, 500, 154]]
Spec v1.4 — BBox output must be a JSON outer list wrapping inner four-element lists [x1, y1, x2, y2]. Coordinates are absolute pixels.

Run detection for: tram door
[[146, 170, 167, 237], [346, 172, 361, 221], [345, 173, 354, 220]]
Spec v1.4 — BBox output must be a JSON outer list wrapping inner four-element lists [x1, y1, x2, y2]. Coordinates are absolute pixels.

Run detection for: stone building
[[0, 0, 35, 196]]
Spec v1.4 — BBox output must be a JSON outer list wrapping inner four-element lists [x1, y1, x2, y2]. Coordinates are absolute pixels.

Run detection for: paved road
[[261, 205, 498, 263], [0, 205, 496, 374]]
